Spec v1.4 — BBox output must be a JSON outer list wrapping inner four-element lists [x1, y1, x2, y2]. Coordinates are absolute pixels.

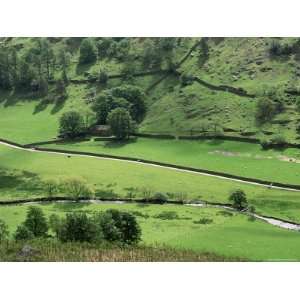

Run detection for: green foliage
[[44, 179, 59, 198], [0, 219, 9, 242], [99, 209, 141, 244], [110, 85, 146, 122], [152, 192, 168, 204], [79, 38, 97, 64], [14, 224, 34, 241], [98, 69, 108, 84], [255, 97, 276, 124], [107, 107, 134, 140], [62, 177, 94, 200], [59, 111, 84, 138], [154, 211, 179, 220], [229, 189, 248, 211], [24, 206, 49, 237], [194, 217, 213, 224]]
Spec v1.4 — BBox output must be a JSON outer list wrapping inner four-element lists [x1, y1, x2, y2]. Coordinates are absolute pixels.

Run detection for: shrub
[[62, 177, 94, 201], [194, 217, 213, 224], [152, 192, 168, 204], [24, 206, 49, 237], [59, 111, 84, 139], [58, 212, 100, 243], [260, 137, 272, 150], [255, 97, 276, 124], [271, 134, 287, 146], [0, 219, 9, 242], [180, 73, 194, 86], [229, 190, 248, 211], [96, 209, 141, 244], [49, 214, 63, 237], [154, 211, 179, 220], [44, 179, 59, 198], [14, 224, 34, 241], [140, 186, 153, 201]]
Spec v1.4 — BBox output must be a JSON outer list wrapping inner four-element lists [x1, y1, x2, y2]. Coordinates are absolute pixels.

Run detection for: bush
[[154, 211, 179, 220], [99, 209, 141, 245], [57, 212, 100, 243], [44, 179, 59, 198], [62, 177, 94, 201], [14, 224, 34, 241], [24, 206, 49, 237], [0, 219, 9, 242], [229, 190, 248, 211], [256, 97, 276, 124], [180, 73, 194, 86], [152, 192, 168, 204], [194, 217, 213, 224], [59, 111, 84, 139], [271, 134, 287, 146]]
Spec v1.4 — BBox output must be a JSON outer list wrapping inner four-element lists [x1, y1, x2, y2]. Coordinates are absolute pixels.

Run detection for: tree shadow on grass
[[51, 97, 67, 115], [0, 169, 44, 194], [33, 99, 49, 114], [104, 138, 137, 149], [207, 139, 224, 146]]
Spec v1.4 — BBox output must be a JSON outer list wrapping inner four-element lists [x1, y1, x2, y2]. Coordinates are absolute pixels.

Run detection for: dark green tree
[[24, 206, 49, 237], [229, 190, 248, 210], [107, 107, 133, 140], [59, 111, 84, 138], [79, 38, 97, 64], [57, 212, 100, 243], [14, 224, 34, 241]]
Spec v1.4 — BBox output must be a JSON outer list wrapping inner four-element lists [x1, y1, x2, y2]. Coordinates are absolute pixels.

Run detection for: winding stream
[[20, 199, 300, 232]]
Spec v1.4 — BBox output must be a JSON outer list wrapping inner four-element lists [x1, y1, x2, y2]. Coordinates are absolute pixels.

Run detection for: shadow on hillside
[[0, 90, 41, 108], [51, 98, 67, 115], [0, 169, 43, 194], [76, 62, 94, 76], [33, 99, 49, 114]]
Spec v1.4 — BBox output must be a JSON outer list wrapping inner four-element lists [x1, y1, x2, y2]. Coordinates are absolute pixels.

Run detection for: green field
[[1, 202, 300, 261], [44, 137, 300, 185], [0, 86, 88, 144], [1, 143, 300, 222]]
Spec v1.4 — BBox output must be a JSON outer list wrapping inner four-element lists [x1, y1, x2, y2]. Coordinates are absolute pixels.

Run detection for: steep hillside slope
[[1, 37, 300, 143]]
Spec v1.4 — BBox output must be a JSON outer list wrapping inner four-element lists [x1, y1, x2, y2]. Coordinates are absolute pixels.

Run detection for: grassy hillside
[[1, 37, 300, 143]]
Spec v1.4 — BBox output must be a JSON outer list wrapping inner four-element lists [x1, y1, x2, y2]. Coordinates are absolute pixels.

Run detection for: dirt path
[[1, 139, 300, 192]]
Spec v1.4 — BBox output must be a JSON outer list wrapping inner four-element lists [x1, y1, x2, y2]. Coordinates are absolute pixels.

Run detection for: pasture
[[1, 202, 300, 261], [1, 143, 300, 222]]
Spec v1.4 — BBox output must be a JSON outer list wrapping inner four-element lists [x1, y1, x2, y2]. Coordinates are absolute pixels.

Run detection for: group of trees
[[91, 84, 145, 139], [0, 38, 71, 94], [142, 38, 178, 70], [78, 38, 132, 65], [0, 206, 141, 245], [44, 177, 94, 200]]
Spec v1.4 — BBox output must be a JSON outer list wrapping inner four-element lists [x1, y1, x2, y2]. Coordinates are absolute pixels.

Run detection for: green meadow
[[1, 143, 300, 222], [1, 202, 300, 261], [45, 137, 300, 185]]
